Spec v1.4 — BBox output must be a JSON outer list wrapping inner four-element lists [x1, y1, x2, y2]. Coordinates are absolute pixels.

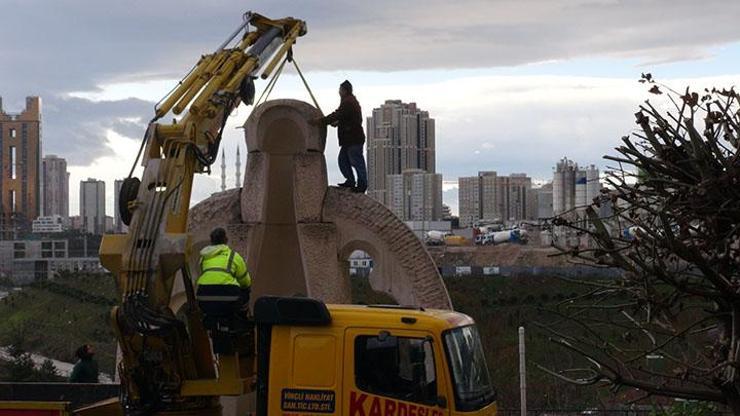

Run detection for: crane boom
[[96, 12, 306, 415]]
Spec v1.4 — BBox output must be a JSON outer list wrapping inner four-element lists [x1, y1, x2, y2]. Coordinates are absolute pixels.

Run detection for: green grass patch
[[0, 273, 118, 375]]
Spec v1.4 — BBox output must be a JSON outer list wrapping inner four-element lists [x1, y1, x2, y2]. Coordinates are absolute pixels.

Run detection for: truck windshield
[[443, 325, 496, 411]]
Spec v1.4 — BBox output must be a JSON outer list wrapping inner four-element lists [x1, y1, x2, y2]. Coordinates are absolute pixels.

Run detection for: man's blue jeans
[[338, 144, 367, 189]]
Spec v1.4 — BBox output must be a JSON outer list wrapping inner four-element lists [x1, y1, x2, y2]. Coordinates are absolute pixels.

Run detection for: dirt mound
[[428, 245, 569, 267]]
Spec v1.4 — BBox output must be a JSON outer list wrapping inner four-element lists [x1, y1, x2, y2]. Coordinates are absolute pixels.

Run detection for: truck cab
[[255, 297, 497, 416]]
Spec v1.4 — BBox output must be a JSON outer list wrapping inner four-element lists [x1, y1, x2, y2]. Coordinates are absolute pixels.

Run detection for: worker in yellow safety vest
[[196, 227, 252, 317]]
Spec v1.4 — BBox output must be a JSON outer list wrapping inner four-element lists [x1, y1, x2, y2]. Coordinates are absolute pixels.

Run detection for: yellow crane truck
[[238, 297, 495, 416], [73, 11, 498, 416]]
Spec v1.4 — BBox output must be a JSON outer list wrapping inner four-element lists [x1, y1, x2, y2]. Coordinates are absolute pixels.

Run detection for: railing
[[0, 383, 118, 411]]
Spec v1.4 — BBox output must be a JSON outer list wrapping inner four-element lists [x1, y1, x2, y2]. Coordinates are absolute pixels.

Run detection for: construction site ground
[[427, 245, 571, 268]]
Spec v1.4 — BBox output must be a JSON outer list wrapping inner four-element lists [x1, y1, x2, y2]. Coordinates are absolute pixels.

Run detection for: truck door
[[267, 326, 343, 415], [343, 328, 449, 416]]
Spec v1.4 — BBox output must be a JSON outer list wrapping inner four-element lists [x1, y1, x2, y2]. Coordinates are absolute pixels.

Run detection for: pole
[[519, 326, 527, 416]]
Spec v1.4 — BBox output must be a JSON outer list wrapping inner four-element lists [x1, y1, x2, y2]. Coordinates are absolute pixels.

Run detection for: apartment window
[[54, 251, 65, 258], [9, 146, 15, 179], [42, 242, 52, 250], [9, 128, 16, 139], [54, 241, 66, 250], [10, 190, 16, 212], [13, 242, 25, 258]]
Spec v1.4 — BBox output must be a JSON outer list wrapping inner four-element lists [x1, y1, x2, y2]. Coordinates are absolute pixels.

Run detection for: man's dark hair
[[210, 227, 228, 245], [340, 80, 353, 94], [75, 344, 92, 360]]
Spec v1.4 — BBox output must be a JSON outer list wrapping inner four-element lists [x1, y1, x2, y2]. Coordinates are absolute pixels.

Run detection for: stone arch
[[323, 188, 451, 309], [338, 239, 381, 270]]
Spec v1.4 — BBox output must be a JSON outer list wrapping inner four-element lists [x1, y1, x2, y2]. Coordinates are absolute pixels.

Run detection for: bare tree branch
[[539, 78, 740, 412]]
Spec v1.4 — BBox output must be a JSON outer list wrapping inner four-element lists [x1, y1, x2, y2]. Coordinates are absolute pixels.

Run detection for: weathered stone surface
[[187, 188, 245, 271], [247, 222, 309, 299], [244, 99, 326, 154], [323, 187, 452, 309], [294, 153, 327, 223], [188, 188, 242, 233], [296, 223, 349, 303], [240, 153, 267, 223], [183, 99, 451, 310]]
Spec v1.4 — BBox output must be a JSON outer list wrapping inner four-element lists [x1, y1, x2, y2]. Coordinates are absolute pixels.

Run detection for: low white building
[[348, 251, 374, 277]]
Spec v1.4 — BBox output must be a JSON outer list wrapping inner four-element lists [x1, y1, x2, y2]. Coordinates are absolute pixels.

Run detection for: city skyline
[[2, 1, 740, 217], [0, 93, 611, 223]]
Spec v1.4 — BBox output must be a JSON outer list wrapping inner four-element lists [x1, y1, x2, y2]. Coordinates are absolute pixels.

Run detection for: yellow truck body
[[257, 299, 497, 416]]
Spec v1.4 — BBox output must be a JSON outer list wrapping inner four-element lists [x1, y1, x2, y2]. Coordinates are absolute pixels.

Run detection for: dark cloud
[[42, 96, 152, 164], [2, 0, 740, 100], [2, 0, 739, 180]]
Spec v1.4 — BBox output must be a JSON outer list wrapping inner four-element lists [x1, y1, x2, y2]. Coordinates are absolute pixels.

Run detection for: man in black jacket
[[69, 344, 99, 383], [313, 80, 367, 193]]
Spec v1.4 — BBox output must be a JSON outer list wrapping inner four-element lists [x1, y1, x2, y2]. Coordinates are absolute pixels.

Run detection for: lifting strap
[[255, 55, 289, 107], [254, 48, 323, 115], [291, 57, 323, 115], [200, 249, 236, 275]]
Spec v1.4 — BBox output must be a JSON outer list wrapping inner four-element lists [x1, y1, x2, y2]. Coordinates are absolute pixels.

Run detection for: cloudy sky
[[2, 0, 739, 215]]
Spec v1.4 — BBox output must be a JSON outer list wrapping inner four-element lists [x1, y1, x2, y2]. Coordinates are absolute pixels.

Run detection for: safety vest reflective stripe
[[196, 295, 240, 301], [200, 249, 236, 274], [201, 267, 231, 273]]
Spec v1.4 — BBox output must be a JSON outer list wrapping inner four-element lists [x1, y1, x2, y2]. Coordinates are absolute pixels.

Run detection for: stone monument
[[186, 99, 451, 309]]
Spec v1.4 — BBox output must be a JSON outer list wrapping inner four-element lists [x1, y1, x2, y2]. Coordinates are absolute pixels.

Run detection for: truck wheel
[[119, 177, 140, 226]]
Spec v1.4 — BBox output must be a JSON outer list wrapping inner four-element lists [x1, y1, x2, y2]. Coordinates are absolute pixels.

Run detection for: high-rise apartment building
[[366, 100, 436, 205], [42, 155, 69, 219], [80, 178, 106, 235], [0, 97, 42, 238], [387, 169, 443, 221], [479, 171, 498, 221], [535, 182, 554, 219], [497, 173, 533, 222], [458, 176, 481, 228], [458, 171, 534, 227], [553, 157, 600, 215]]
